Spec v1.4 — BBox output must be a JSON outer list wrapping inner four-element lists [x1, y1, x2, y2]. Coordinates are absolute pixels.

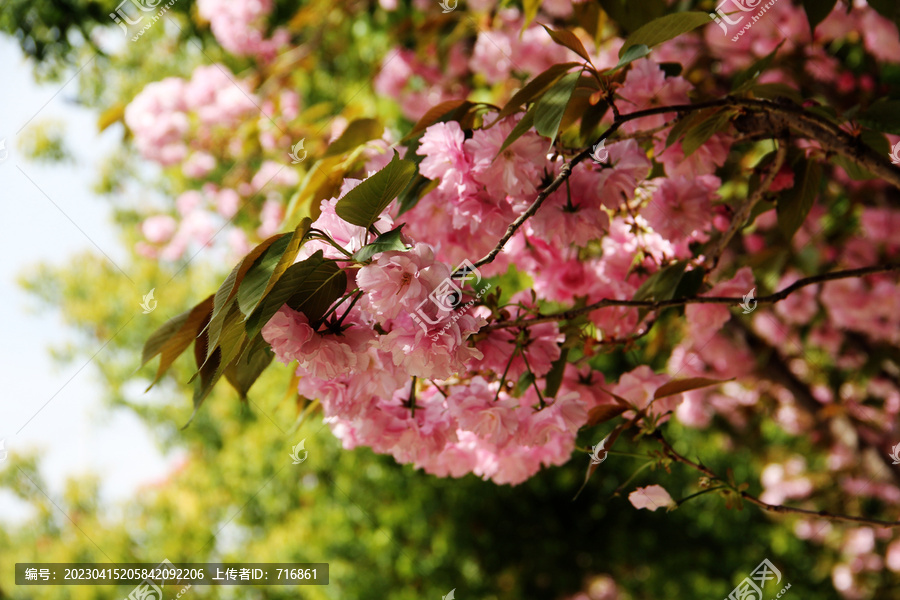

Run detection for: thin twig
[[472, 100, 729, 268], [473, 94, 900, 270], [485, 263, 900, 331], [707, 141, 787, 270], [654, 431, 900, 528]]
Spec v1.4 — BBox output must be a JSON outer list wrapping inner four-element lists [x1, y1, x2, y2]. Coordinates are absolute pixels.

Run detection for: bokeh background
[[2, 0, 899, 598]]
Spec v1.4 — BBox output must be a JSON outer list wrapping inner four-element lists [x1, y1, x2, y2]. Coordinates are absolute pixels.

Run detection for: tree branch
[[707, 142, 787, 270], [472, 100, 731, 268], [472, 94, 900, 269], [484, 263, 900, 331], [653, 431, 900, 529]]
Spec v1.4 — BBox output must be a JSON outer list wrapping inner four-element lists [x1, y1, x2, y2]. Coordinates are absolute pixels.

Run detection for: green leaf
[[586, 404, 628, 426], [832, 129, 890, 180], [619, 12, 711, 58], [579, 101, 609, 143], [534, 70, 581, 144], [224, 334, 274, 400], [206, 233, 289, 356], [857, 100, 900, 136], [749, 83, 804, 105], [513, 371, 537, 397], [498, 63, 580, 119], [142, 295, 214, 389], [184, 323, 221, 429], [603, 44, 650, 74], [335, 152, 416, 229], [801, 0, 838, 33], [653, 377, 731, 400], [496, 104, 537, 158], [664, 112, 700, 149], [632, 262, 688, 303], [541, 24, 593, 64], [234, 218, 311, 321], [867, 0, 900, 21], [732, 40, 783, 92], [682, 109, 731, 156], [285, 262, 348, 327], [599, 0, 667, 33], [543, 348, 569, 398], [142, 310, 191, 368], [352, 226, 408, 262], [522, 0, 541, 29], [206, 301, 247, 374], [777, 158, 822, 240], [672, 267, 704, 300], [245, 251, 348, 340], [396, 173, 437, 217], [323, 118, 384, 157], [402, 99, 474, 142], [236, 235, 294, 317]]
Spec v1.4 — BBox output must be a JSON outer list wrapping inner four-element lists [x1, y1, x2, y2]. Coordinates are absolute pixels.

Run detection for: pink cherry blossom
[[643, 175, 720, 242], [617, 60, 692, 134], [141, 215, 178, 244], [466, 114, 547, 202], [628, 485, 676, 511], [357, 243, 451, 321], [447, 377, 519, 445]]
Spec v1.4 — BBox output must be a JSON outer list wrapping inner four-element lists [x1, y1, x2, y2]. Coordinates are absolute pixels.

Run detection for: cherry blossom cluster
[[126, 62, 303, 261], [196, 0, 290, 61], [259, 193, 587, 484], [126, 0, 900, 594]]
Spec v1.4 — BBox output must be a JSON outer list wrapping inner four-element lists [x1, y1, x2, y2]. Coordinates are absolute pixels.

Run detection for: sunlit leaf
[[403, 100, 474, 142], [335, 152, 416, 229], [587, 403, 628, 426], [653, 377, 732, 400], [619, 12, 711, 58], [603, 44, 650, 74], [142, 295, 214, 389], [541, 24, 593, 64], [498, 63, 580, 119], [801, 0, 838, 33], [245, 251, 347, 340], [224, 334, 274, 400], [496, 105, 537, 158], [534, 70, 581, 144], [323, 118, 384, 157], [777, 158, 822, 240], [352, 226, 408, 262]]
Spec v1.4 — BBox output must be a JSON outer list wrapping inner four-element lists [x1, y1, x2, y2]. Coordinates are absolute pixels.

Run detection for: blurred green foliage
[[0, 0, 880, 598]]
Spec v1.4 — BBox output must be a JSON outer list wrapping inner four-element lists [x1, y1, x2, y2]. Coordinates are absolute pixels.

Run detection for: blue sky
[[0, 37, 180, 523]]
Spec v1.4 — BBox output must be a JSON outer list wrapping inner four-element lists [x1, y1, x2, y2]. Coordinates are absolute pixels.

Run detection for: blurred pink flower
[[141, 215, 177, 244], [629, 485, 676, 511]]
